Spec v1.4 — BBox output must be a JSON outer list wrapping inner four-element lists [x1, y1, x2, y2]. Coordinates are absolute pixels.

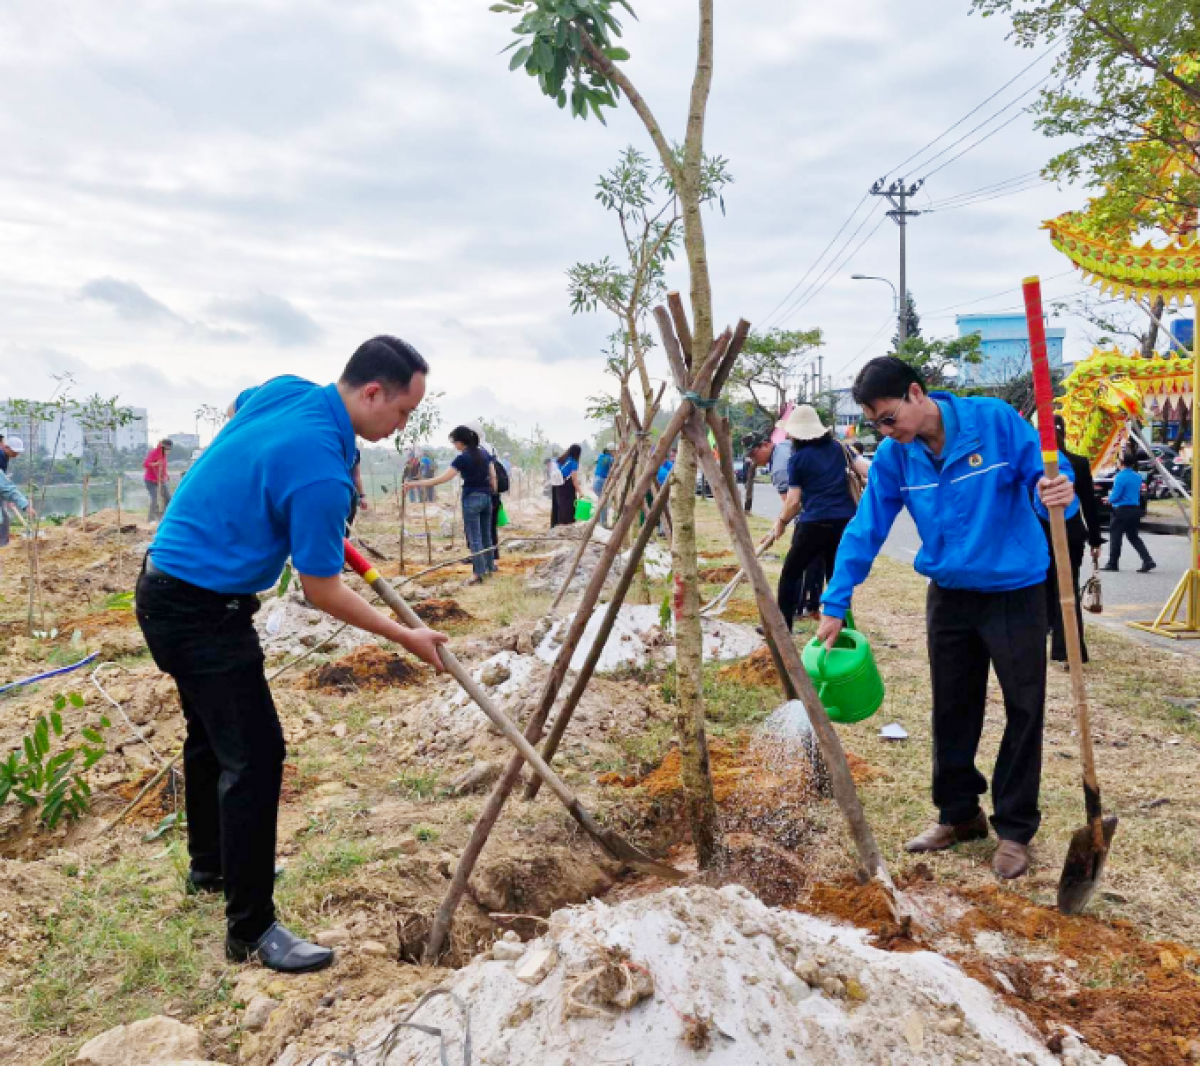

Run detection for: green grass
[[21, 847, 229, 1045], [393, 767, 442, 802]]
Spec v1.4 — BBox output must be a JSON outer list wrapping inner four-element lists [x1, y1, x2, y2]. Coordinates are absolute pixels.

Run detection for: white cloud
[[1, 0, 1100, 450]]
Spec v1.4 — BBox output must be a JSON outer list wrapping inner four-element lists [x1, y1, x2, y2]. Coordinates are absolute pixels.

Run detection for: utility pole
[[870, 179, 923, 345]]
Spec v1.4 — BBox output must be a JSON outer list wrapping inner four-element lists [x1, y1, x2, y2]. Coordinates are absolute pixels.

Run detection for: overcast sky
[[1, 0, 1108, 447]]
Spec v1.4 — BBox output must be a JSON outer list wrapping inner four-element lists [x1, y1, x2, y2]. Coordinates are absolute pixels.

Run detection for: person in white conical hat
[[769, 406, 869, 629]]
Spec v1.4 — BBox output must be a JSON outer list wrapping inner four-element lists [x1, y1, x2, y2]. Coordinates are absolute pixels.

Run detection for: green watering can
[[574, 497, 594, 522], [801, 611, 885, 724]]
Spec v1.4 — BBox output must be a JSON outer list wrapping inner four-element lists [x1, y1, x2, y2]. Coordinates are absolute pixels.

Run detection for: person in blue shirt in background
[[1102, 452, 1155, 573], [137, 336, 448, 974], [0, 437, 33, 560], [593, 444, 615, 526], [551, 444, 583, 527], [817, 357, 1074, 880]]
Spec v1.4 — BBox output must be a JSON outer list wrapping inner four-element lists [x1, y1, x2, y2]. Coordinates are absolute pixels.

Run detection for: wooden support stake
[[421, 342, 726, 965], [653, 305, 897, 897], [525, 477, 674, 800]]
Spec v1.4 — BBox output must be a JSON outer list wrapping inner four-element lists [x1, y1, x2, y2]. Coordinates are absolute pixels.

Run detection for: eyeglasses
[[862, 397, 908, 432]]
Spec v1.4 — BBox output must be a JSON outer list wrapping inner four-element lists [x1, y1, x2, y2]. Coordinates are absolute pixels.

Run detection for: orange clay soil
[[699, 565, 741, 584], [301, 645, 428, 693], [804, 876, 1200, 1065], [717, 646, 779, 687]]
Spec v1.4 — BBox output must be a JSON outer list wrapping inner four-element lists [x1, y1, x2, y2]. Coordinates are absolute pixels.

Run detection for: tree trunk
[[398, 479, 407, 574], [743, 461, 755, 512], [668, 435, 720, 866], [1141, 296, 1165, 357]]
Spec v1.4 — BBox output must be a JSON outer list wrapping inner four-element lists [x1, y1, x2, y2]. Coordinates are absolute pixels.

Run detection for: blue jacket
[[1109, 468, 1143, 509], [823, 393, 1053, 619]]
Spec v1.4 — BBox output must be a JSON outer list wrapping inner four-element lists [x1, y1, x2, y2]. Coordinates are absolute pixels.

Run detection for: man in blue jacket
[[817, 357, 1074, 880], [137, 336, 448, 974], [1102, 452, 1155, 573]]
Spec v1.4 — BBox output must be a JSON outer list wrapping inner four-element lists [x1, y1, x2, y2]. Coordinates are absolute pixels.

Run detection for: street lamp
[[851, 274, 903, 347]]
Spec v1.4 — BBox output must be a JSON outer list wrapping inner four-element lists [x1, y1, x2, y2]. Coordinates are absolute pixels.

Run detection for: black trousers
[[777, 518, 850, 630], [1040, 516, 1089, 663], [135, 560, 284, 942], [926, 581, 1047, 845], [1108, 506, 1153, 568]]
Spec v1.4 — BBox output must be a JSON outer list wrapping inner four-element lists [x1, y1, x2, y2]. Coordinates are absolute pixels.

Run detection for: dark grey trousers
[[926, 581, 1047, 844]]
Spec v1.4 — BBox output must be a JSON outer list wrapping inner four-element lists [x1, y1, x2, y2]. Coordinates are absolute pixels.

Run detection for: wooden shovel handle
[[1022, 278, 1102, 807], [343, 540, 579, 812]]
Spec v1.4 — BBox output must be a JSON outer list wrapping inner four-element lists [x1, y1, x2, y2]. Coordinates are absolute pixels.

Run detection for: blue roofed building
[[955, 312, 1065, 386]]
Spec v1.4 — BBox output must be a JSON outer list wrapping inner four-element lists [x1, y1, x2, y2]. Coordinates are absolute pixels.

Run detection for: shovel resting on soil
[[1023, 278, 1118, 914], [343, 540, 685, 882]]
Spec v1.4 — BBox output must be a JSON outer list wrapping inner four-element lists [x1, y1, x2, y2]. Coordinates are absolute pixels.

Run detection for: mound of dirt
[[700, 565, 741, 584], [718, 645, 779, 686], [410, 598, 471, 625], [302, 646, 427, 693], [297, 884, 1122, 1065]]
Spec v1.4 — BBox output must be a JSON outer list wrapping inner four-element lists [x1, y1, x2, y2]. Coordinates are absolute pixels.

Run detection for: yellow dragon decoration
[[1058, 350, 1195, 471]]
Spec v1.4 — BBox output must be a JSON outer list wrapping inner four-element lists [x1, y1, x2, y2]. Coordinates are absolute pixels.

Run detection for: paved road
[[747, 483, 1199, 661]]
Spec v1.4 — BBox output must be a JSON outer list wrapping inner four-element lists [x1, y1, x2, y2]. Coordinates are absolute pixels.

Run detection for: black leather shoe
[[1137, 562, 1156, 573], [185, 871, 224, 895], [1101, 564, 1119, 572], [226, 922, 335, 973]]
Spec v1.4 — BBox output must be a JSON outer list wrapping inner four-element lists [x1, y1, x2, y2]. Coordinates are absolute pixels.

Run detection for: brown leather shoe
[[904, 811, 989, 853], [992, 840, 1030, 879]]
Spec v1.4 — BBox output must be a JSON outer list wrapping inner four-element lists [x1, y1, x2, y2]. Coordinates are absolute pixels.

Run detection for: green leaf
[[50, 711, 63, 736], [81, 727, 103, 745], [509, 44, 532, 70], [69, 692, 85, 708], [23, 736, 36, 766], [99, 716, 111, 729], [605, 46, 630, 61], [489, 2, 521, 10], [34, 718, 50, 757], [54, 694, 66, 712]]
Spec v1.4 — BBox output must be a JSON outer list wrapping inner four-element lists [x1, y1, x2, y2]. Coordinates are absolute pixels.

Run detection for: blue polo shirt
[[149, 376, 356, 593], [1109, 468, 1143, 509]]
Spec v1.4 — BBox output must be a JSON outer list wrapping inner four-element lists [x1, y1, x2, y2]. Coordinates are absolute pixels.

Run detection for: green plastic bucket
[[801, 620, 884, 725], [496, 503, 509, 528], [575, 497, 594, 522]]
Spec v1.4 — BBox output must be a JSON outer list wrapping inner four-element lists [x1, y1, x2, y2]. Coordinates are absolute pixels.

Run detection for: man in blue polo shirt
[[137, 336, 447, 974], [816, 357, 1074, 880]]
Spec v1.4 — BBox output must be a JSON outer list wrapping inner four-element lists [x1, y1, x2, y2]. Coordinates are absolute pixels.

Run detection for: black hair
[[450, 425, 488, 474], [341, 335, 429, 393], [852, 356, 926, 407], [794, 430, 833, 449], [557, 443, 582, 465], [1121, 451, 1138, 469]]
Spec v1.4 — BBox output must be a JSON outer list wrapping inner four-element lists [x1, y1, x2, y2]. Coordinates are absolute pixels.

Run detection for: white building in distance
[[0, 400, 149, 459]]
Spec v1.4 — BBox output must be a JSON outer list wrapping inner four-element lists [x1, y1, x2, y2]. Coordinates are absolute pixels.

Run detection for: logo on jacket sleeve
[[968, 453, 983, 467]]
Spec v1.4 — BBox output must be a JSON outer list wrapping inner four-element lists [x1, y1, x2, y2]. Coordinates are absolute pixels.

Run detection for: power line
[[924, 179, 1053, 213], [909, 70, 1053, 185], [922, 270, 1075, 316], [916, 110, 1033, 183], [882, 41, 1060, 181], [776, 210, 890, 328], [923, 170, 1043, 208], [765, 200, 885, 328], [758, 191, 872, 330]]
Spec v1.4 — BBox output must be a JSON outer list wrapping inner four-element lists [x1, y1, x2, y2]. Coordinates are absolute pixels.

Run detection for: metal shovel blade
[[1057, 815, 1118, 915]]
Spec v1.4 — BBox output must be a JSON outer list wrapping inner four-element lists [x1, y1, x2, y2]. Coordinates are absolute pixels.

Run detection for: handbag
[[1081, 563, 1103, 614], [841, 443, 866, 505]]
